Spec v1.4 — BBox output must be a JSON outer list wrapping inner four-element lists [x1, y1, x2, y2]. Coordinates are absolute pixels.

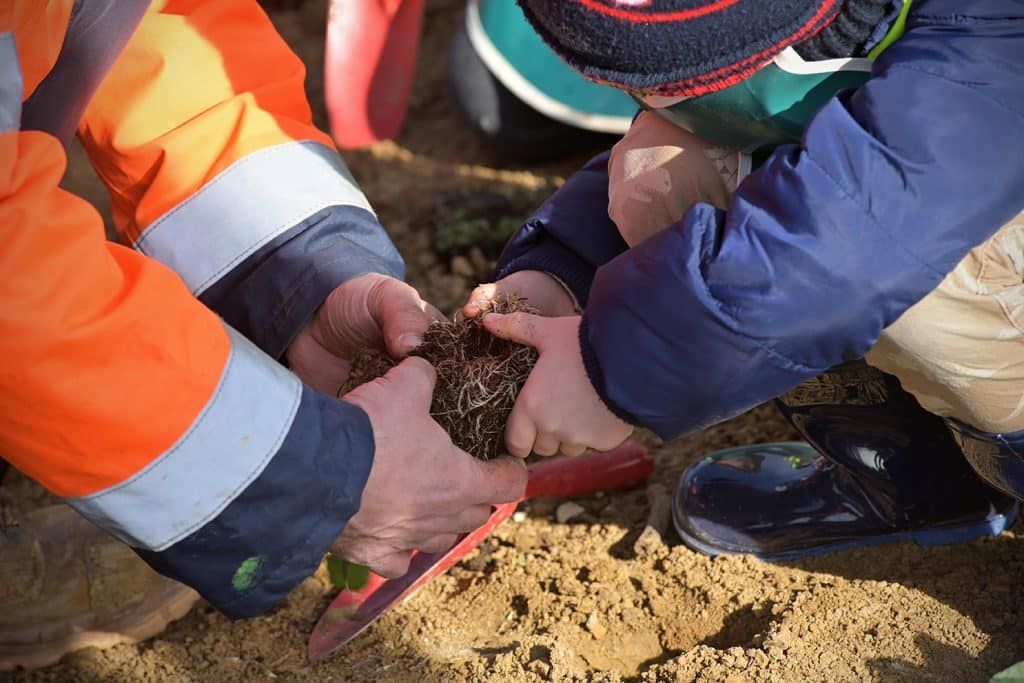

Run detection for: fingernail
[[398, 333, 423, 350]]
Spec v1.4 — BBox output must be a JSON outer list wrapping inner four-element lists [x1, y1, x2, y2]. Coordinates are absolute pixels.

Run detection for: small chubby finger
[[559, 443, 588, 458], [504, 405, 537, 459], [481, 311, 544, 348], [532, 433, 560, 457], [463, 283, 500, 318]]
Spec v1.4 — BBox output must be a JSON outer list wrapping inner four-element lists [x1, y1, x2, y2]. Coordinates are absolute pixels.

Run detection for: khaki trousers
[[608, 112, 1024, 433]]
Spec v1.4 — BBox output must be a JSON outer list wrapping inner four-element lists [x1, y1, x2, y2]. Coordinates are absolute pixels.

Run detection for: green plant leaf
[[325, 553, 348, 589], [992, 661, 1024, 682], [325, 554, 371, 591], [345, 562, 370, 591]]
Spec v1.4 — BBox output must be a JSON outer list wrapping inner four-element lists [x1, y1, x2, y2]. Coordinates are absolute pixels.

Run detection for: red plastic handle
[[523, 440, 654, 500], [325, 0, 425, 148]]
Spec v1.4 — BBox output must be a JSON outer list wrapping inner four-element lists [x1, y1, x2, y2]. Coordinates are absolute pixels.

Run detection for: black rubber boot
[[947, 420, 1024, 502], [673, 361, 1018, 561]]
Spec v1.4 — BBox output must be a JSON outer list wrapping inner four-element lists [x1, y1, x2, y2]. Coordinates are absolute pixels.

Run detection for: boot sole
[[0, 582, 198, 672]]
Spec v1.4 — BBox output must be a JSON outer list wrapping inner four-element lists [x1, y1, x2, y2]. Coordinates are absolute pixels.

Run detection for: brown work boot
[[0, 505, 199, 671]]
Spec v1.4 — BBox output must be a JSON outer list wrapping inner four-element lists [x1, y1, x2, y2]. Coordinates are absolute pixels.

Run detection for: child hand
[[464, 270, 578, 319], [482, 312, 633, 457]]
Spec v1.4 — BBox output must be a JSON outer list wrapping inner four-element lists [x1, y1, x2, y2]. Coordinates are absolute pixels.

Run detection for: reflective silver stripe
[[0, 32, 22, 133], [67, 325, 303, 551], [135, 140, 375, 296]]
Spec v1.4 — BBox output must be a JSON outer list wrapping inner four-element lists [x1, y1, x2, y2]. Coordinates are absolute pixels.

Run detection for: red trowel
[[307, 439, 654, 662], [325, 0, 426, 148]]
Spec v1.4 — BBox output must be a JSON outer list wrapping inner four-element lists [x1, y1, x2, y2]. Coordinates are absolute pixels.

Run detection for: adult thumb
[[376, 279, 435, 356], [470, 455, 528, 505], [384, 356, 437, 407]]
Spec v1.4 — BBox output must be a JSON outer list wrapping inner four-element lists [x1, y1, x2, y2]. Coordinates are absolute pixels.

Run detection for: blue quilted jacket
[[494, 0, 1024, 440]]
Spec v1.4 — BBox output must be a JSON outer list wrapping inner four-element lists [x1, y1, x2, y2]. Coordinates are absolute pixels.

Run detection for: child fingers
[[532, 433, 561, 457], [463, 283, 500, 318], [559, 443, 588, 457], [482, 312, 544, 348], [504, 407, 537, 459]]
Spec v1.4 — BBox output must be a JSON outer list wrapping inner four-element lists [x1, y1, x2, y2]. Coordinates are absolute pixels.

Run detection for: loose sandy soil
[[6, 1, 1024, 681]]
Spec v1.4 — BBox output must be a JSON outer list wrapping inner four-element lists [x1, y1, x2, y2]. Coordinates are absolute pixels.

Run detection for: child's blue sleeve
[[494, 152, 628, 306], [579, 0, 1024, 439]]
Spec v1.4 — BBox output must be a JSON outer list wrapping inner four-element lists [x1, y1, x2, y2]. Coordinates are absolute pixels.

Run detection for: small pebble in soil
[[555, 502, 586, 524]]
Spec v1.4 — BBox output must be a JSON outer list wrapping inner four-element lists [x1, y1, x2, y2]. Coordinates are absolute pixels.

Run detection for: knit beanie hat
[[516, 0, 883, 98]]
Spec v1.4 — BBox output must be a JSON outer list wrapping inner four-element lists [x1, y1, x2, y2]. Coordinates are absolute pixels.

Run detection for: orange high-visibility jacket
[[0, 0, 402, 617]]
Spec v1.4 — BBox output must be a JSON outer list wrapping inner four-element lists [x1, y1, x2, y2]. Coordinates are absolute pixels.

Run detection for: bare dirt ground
[[6, 1, 1024, 681]]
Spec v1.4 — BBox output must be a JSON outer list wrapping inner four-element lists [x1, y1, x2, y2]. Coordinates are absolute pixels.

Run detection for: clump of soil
[[344, 295, 538, 460]]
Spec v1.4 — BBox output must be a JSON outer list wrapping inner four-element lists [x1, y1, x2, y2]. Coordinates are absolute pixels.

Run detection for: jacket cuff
[[493, 151, 628, 307], [137, 386, 375, 618], [132, 140, 404, 360], [62, 325, 376, 618], [578, 313, 641, 426], [494, 226, 597, 308], [199, 204, 404, 360]]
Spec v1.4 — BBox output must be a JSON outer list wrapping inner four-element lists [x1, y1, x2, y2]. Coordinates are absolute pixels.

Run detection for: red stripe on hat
[[572, 0, 743, 23], [651, 0, 840, 95]]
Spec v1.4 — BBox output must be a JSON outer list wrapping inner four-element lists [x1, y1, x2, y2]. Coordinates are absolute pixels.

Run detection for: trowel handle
[[523, 440, 654, 500]]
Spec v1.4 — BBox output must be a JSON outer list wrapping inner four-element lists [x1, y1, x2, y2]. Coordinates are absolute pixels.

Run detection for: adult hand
[[286, 273, 442, 396], [333, 357, 528, 577], [482, 312, 633, 458], [463, 270, 578, 319]]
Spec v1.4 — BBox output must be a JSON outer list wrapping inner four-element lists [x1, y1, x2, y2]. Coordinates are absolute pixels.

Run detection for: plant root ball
[[342, 295, 538, 460]]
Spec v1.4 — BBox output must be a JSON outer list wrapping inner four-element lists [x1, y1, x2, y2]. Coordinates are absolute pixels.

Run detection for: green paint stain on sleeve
[[232, 555, 264, 593]]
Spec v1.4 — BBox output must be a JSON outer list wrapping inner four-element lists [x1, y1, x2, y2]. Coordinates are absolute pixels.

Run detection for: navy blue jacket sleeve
[[199, 202, 404, 361], [495, 152, 628, 307], [581, 0, 1024, 439], [138, 384, 375, 618], [150, 150, 401, 614]]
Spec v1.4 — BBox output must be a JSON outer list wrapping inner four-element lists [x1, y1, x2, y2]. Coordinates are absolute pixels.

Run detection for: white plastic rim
[[772, 46, 873, 75]]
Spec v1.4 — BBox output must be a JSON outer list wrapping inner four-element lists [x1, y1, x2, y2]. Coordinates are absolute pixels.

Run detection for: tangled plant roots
[[344, 296, 539, 460]]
